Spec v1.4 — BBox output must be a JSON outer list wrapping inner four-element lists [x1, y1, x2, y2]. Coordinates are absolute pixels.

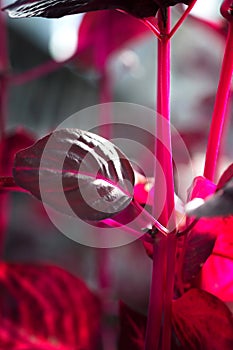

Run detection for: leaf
[[182, 220, 218, 284], [172, 288, 233, 350], [0, 263, 101, 350], [118, 301, 147, 350], [186, 178, 233, 218], [0, 128, 35, 176], [217, 163, 233, 190], [13, 128, 134, 221], [200, 216, 233, 302], [0, 319, 70, 349], [4, 0, 193, 20], [77, 10, 150, 71]]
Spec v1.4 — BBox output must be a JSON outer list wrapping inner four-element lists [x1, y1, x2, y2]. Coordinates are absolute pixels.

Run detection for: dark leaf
[[0, 128, 35, 176], [186, 178, 233, 218], [172, 288, 233, 350], [0, 263, 101, 350], [217, 163, 233, 190], [182, 219, 218, 284], [13, 128, 134, 221], [77, 10, 150, 71], [4, 0, 192, 20], [118, 301, 147, 350]]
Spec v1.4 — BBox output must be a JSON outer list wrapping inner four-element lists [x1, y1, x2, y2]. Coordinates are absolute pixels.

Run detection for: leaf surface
[[118, 301, 147, 350], [13, 128, 134, 221], [4, 0, 193, 20], [172, 288, 233, 350], [0, 263, 101, 350], [186, 178, 233, 218]]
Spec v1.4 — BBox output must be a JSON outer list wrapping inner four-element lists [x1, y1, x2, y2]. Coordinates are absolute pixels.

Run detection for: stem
[[169, 0, 198, 38], [0, 7, 9, 258], [204, 21, 233, 182], [133, 200, 169, 236], [145, 9, 176, 350], [142, 17, 161, 39], [99, 71, 113, 140]]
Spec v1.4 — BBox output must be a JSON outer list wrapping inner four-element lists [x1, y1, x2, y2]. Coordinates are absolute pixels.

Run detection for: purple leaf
[[172, 288, 233, 350], [13, 128, 134, 221], [4, 0, 193, 20]]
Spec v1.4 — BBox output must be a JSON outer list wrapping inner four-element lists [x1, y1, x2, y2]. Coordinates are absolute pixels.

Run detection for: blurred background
[[1, 0, 233, 348]]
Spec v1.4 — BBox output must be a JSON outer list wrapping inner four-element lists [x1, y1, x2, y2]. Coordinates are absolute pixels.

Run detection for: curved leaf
[[4, 0, 192, 20], [186, 178, 233, 218], [172, 288, 233, 350], [217, 163, 233, 190], [0, 263, 101, 350], [13, 128, 134, 221]]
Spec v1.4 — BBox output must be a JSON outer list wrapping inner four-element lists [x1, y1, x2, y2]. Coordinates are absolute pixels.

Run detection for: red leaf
[[77, 11, 150, 71], [172, 288, 233, 350], [0, 318, 70, 349], [118, 301, 147, 350], [200, 216, 233, 301], [0, 263, 101, 350], [13, 128, 134, 221]]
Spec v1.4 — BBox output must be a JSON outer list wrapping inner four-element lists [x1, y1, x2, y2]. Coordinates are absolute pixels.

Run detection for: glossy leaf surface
[[13, 128, 134, 221], [4, 0, 193, 19], [172, 288, 233, 350]]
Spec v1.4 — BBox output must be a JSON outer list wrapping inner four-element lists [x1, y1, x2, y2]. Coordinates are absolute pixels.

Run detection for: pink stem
[[169, 0, 198, 38], [145, 8, 176, 350], [0, 6, 9, 257], [99, 70, 113, 140], [142, 17, 161, 39], [204, 21, 233, 182]]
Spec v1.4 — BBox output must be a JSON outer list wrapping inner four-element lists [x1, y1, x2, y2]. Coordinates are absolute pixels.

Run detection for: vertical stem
[[0, 7, 8, 140], [145, 8, 176, 350], [0, 5, 9, 257], [99, 70, 113, 140], [204, 21, 233, 182]]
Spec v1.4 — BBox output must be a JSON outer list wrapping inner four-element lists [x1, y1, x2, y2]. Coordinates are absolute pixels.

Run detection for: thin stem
[[204, 21, 233, 182], [133, 200, 169, 236], [0, 7, 9, 259], [145, 234, 167, 350], [169, 0, 198, 38], [141, 18, 161, 39], [145, 8, 176, 350]]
